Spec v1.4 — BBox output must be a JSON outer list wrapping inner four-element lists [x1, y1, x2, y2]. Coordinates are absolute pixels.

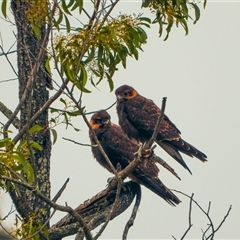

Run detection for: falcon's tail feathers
[[138, 175, 181, 206], [167, 138, 208, 162], [157, 141, 192, 174]]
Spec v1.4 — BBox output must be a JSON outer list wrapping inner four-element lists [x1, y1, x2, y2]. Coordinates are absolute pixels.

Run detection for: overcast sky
[[1, 1, 240, 239]]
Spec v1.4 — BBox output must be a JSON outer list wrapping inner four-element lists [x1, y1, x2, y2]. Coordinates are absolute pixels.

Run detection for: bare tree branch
[[173, 190, 232, 240], [0, 101, 20, 129], [146, 97, 167, 148], [62, 137, 92, 147], [49, 181, 139, 239], [122, 183, 142, 240], [180, 193, 194, 239]]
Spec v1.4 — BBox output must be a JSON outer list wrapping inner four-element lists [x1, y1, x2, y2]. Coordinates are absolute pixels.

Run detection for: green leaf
[[45, 57, 52, 74], [136, 27, 148, 43], [179, 18, 189, 35], [29, 124, 43, 134], [79, 64, 87, 87], [71, 0, 83, 13], [31, 23, 40, 37], [60, 98, 67, 106], [141, 0, 151, 8], [138, 17, 151, 24], [106, 73, 114, 92], [133, 47, 139, 60], [11, 152, 35, 184], [67, 0, 75, 8], [98, 45, 103, 63], [50, 107, 59, 114], [164, 18, 173, 41], [204, 0, 207, 9], [64, 13, 71, 32], [66, 110, 81, 116], [190, 2, 200, 24], [1, 0, 7, 18], [54, 10, 63, 31], [84, 47, 95, 64], [73, 127, 80, 132], [62, 0, 72, 15], [129, 28, 140, 48], [31, 141, 43, 151], [90, 68, 101, 77], [64, 62, 75, 81], [0, 138, 12, 148], [50, 128, 57, 145]]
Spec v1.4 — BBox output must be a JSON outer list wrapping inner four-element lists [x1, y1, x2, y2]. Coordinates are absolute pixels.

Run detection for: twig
[[87, 0, 101, 30], [146, 97, 167, 148], [180, 193, 194, 239], [0, 78, 18, 83], [52, 178, 70, 203], [122, 184, 141, 240], [101, 0, 120, 24], [173, 190, 232, 240], [152, 154, 181, 180], [62, 137, 92, 147], [206, 205, 232, 240], [92, 178, 122, 240], [0, 45, 18, 77], [85, 101, 117, 115], [0, 101, 20, 129]]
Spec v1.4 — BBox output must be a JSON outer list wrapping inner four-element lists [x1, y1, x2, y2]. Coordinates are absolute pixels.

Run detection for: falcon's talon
[[116, 162, 122, 172], [107, 176, 115, 184], [134, 144, 143, 157]]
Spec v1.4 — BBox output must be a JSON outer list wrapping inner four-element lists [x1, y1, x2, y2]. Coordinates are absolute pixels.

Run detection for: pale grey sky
[[0, 1, 240, 239]]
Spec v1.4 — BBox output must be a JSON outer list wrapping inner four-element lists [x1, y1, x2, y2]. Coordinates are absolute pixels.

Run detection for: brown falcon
[[89, 110, 181, 205], [115, 85, 207, 174]]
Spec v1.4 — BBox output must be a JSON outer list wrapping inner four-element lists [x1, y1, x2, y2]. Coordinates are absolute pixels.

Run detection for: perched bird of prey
[[89, 110, 181, 205], [115, 85, 207, 174]]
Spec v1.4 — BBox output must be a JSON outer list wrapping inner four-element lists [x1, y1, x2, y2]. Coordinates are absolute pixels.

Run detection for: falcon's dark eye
[[95, 119, 103, 124], [123, 91, 131, 97]]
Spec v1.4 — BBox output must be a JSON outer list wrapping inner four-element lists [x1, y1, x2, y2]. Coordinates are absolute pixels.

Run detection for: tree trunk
[[10, 0, 51, 230]]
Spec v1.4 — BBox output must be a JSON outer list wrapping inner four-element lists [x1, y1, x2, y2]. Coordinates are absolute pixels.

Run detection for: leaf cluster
[[142, 0, 206, 40], [0, 125, 45, 190], [53, 14, 150, 92]]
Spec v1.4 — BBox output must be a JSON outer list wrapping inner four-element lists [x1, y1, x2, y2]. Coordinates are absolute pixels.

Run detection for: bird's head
[[115, 85, 138, 101], [90, 110, 111, 129]]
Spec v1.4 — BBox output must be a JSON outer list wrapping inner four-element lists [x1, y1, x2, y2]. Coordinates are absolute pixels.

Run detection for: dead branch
[[172, 190, 232, 240], [179, 193, 194, 239], [122, 183, 142, 240], [62, 137, 92, 147], [146, 97, 167, 148], [49, 181, 140, 240], [0, 101, 20, 129]]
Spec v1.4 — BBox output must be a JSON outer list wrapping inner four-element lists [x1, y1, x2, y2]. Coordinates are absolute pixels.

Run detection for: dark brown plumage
[[115, 85, 207, 174], [89, 110, 181, 205]]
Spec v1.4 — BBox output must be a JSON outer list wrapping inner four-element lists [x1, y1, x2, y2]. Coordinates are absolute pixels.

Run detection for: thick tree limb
[[0, 101, 20, 129], [49, 181, 140, 239]]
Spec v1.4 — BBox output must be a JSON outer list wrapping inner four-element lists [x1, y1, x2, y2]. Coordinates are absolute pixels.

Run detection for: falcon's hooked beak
[[90, 118, 111, 129], [103, 119, 111, 125], [116, 94, 123, 100]]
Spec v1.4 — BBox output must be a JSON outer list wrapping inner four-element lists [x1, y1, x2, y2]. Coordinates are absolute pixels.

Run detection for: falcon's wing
[[93, 124, 138, 171], [122, 95, 181, 142]]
